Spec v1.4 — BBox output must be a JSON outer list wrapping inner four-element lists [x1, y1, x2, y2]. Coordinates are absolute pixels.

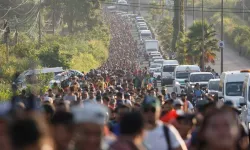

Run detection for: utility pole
[[185, 0, 187, 31], [14, 26, 18, 45], [138, 0, 140, 15], [221, 0, 224, 73], [243, 0, 245, 20], [161, 0, 164, 18], [193, 0, 195, 22], [201, 0, 205, 71], [3, 20, 10, 62], [38, 0, 41, 48], [52, 0, 55, 34]]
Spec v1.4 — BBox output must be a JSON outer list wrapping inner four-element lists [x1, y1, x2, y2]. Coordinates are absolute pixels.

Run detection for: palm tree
[[187, 20, 219, 68]]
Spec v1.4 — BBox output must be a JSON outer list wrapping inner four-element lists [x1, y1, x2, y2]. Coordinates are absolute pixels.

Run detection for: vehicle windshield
[[140, 27, 148, 30], [141, 34, 151, 38], [208, 81, 219, 91], [163, 65, 176, 72], [147, 49, 158, 53], [155, 69, 161, 72], [150, 64, 160, 68], [137, 20, 144, 22], [226, 82, 243, 96], [154, 61, 163, 64], [176, 72, 190, 79], [190, 74, 214, 82]]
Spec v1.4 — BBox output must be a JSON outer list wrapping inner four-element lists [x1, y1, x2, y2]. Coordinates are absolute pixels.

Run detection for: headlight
[[191, 85, 194, 88], [175, 81, 180, 85]]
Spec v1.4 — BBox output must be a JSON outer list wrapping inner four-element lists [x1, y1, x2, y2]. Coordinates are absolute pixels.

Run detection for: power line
[[12, 4, 39, 16], [0, 0, 30, 11], [104, 2, 250, 11], [103, 2, 250, 14], [0, 7, 11, 19]]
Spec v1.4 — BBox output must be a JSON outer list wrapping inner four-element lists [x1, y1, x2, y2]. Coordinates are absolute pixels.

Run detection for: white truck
[[144, 40, 159, 55], [161, 60, 179, 86], [172, 65, 200, 95]]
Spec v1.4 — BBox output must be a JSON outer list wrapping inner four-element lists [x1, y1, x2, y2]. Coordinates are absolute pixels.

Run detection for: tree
[[187, 20, 219, 68], [176, 32, 189, 64], [232, 26, 250, 55], [172, 0, 184, 52], [62, 0, 101, 34], [156, 16, 173, 56], [148, 0, 161, 23]]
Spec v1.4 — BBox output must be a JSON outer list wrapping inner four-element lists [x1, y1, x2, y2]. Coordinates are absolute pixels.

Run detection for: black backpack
[[163, 125, 172, 150]]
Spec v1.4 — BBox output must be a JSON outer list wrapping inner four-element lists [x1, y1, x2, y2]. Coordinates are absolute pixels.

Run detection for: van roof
[[140, 30, 151, 34], [190, 72, 213, 75], [25, 67, 64, 76], [175, 65, 200, 71], [163, 60, 179, 65], [144, 40, 158, 42], [136, 16, 144, 19], [209, 79, 220, 82]]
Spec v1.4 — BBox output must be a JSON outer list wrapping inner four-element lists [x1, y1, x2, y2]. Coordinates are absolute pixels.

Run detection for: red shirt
[[160, 109, 178, 123]]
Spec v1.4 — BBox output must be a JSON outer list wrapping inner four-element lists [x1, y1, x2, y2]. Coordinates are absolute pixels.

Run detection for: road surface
[[139, 0, 250, 73]]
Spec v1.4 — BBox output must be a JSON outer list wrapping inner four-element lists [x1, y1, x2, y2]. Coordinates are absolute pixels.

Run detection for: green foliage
[[0, 84, 12, 101], [148, 0, 161, 23], [187, 20, 219, 67], [156, 16, 173, 53], [211, 13, 250, 56], [176, 32, 189, 64], [0, 0, 110, 101]]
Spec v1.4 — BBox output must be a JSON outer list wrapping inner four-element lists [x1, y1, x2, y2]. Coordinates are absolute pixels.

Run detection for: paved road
[[185, 15, 250, 73], [138, 0, 250, 73]]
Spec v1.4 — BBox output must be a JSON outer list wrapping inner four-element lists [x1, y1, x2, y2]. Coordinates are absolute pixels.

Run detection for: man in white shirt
[[142, 96, 187, 150]]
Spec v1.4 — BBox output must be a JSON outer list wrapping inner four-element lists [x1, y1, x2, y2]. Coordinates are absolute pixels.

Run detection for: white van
[[173, 65, 200, 95], [240, 70, 250, 126], [189, 72, 214, 89], [14, 67, 64, 89], [218, 70, 249, 106], [140, 30, 152, 43], [161, 60, 179, 86], [207, 78, 220, 94]]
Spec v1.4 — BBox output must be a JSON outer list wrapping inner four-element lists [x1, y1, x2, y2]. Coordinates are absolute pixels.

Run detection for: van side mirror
[[239, 97, 246, 106]]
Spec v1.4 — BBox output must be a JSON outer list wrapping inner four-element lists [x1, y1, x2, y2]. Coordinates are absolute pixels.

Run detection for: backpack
[[163, 125, 172, 150]]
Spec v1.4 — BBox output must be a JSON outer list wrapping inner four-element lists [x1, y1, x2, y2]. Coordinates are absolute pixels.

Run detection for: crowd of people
[[0, 10, 249, 150]]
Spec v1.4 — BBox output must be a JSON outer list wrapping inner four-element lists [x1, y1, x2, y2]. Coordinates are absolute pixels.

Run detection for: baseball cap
[[141, 96, 160, 108], [71, 103, 109, 125], [173, 99, 184, 106]]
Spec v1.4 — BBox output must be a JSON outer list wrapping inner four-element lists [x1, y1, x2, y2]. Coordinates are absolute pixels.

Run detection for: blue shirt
[[194, 89, 203, 97], [116, 99, 124, 107], [112, 123, 120, 136]]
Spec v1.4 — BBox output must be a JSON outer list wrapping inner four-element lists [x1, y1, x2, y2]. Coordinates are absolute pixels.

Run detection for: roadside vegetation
[[148, 1, 219, 68], [194, 0, 250, 57], [0, 0, 110, 100]]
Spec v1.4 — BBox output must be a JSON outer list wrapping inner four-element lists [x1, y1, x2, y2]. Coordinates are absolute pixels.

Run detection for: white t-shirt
[[144, 121, 185, 150], [187, 101, 194, 112]]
